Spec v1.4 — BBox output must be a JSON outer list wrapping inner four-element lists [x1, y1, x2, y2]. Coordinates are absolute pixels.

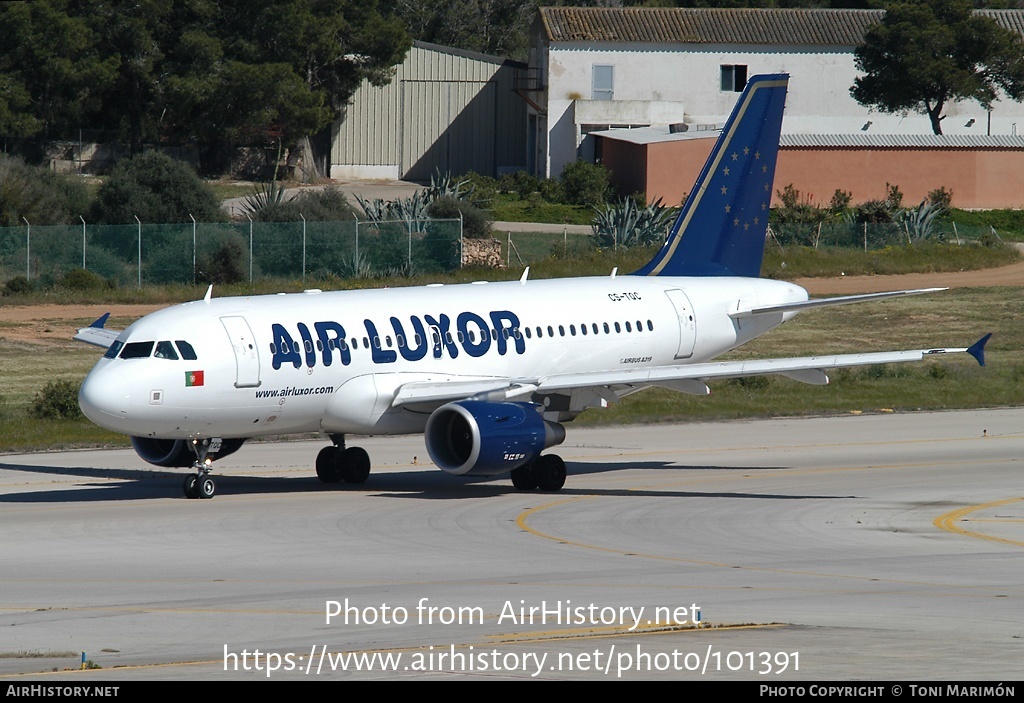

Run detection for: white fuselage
[[79, 275, 807, 440]]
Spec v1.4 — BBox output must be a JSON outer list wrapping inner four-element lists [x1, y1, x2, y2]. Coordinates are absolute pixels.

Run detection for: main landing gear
[[510, 454, 566, 492], [183, 438, 218, 499], [316, 434, 371, 485]]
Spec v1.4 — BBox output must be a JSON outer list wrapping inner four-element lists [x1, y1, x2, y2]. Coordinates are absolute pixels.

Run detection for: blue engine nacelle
[[424, 400, 565, 476], [130, 437, 246, 467]]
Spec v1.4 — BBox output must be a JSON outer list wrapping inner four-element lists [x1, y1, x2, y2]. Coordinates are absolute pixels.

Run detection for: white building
[[527, 7, 1024, 178]]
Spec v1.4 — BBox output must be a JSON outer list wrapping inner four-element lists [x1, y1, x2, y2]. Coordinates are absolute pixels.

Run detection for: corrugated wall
[[332, 43, 528, 180]]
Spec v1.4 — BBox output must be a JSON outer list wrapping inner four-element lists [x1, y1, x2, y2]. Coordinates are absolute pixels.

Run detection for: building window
[[721, 65, 747, 92], [592, 65, 614, 101]]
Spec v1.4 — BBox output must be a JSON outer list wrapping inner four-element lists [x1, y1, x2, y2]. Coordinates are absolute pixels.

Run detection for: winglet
[[204, 284, 213, 303], [89, 312, 110, 329], [966, 333, 992, 367]]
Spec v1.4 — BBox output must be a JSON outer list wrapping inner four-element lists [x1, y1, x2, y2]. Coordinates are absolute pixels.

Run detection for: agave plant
[[591, 196, 675, 249], [241, 180, 288, 220], [425, 168, 473, 202], [898, 199, 946, 242]]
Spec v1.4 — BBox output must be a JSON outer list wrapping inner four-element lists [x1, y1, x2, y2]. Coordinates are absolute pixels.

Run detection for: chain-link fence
[[0, 219, 462, 286], [769, 220, 999, 250]]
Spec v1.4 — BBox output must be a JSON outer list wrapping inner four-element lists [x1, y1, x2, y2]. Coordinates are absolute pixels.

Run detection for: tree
[[851, 0, 1024, 135]]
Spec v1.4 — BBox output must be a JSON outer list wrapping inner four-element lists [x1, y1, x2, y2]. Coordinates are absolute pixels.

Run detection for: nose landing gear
[[183, 438, 219, 499]]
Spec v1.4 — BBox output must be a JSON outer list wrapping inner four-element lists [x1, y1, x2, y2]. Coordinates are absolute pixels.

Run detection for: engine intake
[[425, 400, 565, 476], [130, 437, 245, 467]]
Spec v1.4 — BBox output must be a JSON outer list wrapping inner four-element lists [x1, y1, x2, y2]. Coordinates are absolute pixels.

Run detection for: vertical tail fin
[[634, 73, 788, 278]]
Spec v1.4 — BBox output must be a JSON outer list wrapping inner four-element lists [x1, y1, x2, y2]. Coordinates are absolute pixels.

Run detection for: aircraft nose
[[79, 370, 131, 429]]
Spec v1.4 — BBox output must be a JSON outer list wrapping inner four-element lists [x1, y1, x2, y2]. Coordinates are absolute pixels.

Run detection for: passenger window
[[104, 340, 124, 359], [120, 341, 154, 359], [614, 322, 621, 333], [154, 341, 179, 360]]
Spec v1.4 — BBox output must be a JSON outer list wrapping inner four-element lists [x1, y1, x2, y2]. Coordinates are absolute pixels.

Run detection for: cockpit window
[[103, 340, 124, 359], [154, 341, 179, 360], [175, 341, 197, 360], [120, 341, 154, 359]]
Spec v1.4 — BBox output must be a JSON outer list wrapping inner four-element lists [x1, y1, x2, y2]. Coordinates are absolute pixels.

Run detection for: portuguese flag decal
[[185, 370, 205, 387]]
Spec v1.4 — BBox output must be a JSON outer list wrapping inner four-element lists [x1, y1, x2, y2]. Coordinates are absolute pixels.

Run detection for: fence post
[[407, 218, 412, 270], [23, 217, 29, 279], [80, 216, 86, 269], [459, 212, 464, 269], [190, 214, 196, 285], [134, 215, 141, 288], [247, 215, 253, 283], [355, 218, 359, 265], [300, 213, 306, 285]]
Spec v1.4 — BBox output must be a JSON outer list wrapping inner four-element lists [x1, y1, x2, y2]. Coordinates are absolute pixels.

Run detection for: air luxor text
[[326, 598, 701, 632]]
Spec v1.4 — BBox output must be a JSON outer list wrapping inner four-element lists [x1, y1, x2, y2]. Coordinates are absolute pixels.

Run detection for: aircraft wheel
[[197, 476, 216, 499], [316, 446, 343, 483], [535, 454, 566, 492], [340, 447, 371, 484], [183, 474, 200, 499], [510, 463, 538, 491]]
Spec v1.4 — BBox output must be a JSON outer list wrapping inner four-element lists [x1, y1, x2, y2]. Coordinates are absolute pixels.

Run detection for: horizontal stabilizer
[[74, 313, 119, 349], [730, 288, 947, 318]]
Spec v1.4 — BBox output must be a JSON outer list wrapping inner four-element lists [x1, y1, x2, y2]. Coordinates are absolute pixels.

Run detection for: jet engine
[[424, 400, 565, 476], [130, 437, 245, 467]]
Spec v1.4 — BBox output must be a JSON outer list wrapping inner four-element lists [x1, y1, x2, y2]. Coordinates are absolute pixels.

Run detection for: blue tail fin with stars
[[634, 73, 788, 278]]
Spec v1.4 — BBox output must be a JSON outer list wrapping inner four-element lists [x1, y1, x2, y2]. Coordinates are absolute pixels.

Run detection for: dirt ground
[[2, 259, 1023, 347]]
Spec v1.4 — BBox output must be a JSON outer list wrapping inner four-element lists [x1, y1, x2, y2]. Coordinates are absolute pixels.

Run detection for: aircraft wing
[[74, 313, 119, 349], [391, 334, 990, 408]]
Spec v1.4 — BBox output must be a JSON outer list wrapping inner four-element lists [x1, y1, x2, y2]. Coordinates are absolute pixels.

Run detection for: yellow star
[[753, 216, 759, 225], [743, 146, 750, 155], [743, 222, 749, 230], [720, 186, 728, 195], [762, 165, 767, 173], [733, 218, 740, 226], [725, 204, 731, 213], [731, 152, 738, 161], [723, 167, 730, 176], [755, 151, 761, 159]]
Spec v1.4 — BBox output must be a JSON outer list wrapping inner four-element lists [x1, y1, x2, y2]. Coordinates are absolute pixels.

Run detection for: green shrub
[[92, 152, 225, 224], [427, 196, 492, 239], [461, 171, 499, 207], [0, 155, 91, 226], [29, 380, 82, 420], [499, 171, 539, 199], [61, 268, 110, 291], [3, 276, 32, 295], [198, 237, 247, 284], [560, 161, 610, 206], [255, 185, 357, 222]]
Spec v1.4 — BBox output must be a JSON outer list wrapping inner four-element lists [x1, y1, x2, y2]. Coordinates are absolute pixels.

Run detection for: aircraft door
[[664, 289, 697, 359], [220, 316, 262, 388]]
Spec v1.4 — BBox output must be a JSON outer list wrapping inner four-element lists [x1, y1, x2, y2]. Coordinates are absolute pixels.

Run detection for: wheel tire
[[316, 446, 343, 483], [535, 454, 566, 492], [510, 463, 538, 491], [198, 476, 216, 499], [183, 474, 199, 499], [340, 447, 371, 484]]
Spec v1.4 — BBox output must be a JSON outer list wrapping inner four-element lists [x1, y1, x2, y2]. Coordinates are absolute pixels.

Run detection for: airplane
[[74, 73, 990, 499]]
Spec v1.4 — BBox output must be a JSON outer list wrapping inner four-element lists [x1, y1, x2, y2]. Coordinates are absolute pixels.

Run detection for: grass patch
[[0, 651, 79, 659], [949, 209, 1024, 240], [487, 195, 593, 225], [762, 241, 1019, 279]]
